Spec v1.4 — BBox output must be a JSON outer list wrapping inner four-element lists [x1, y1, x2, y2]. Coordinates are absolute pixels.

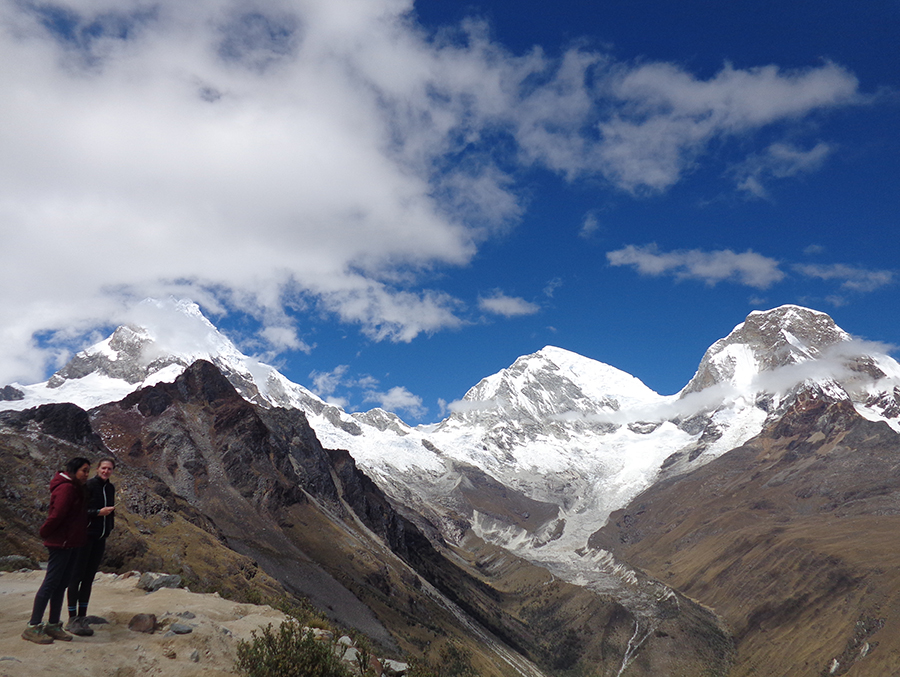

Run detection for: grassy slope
[[591, 398, 900, 676]]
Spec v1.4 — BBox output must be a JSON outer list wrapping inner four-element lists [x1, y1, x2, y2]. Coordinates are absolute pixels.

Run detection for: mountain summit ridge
[[3, 301, 900, 586]]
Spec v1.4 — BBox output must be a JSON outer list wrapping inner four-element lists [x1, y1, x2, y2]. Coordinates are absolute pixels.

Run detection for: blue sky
[[1, 0, 898, 423]]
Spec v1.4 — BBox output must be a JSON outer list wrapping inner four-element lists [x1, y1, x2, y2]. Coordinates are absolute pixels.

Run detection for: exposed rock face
[[52, 325, 166, 386], [590, 392, 900, 676], [0, 402, 106, 452], [681, 305, 850, 395], [0, 385, 24, 401], [8, 303, 900, 676]]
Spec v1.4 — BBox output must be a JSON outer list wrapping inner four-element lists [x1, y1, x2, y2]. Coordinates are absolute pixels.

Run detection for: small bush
[[405, 642, 478, 677], [236, 620, 352, 677]]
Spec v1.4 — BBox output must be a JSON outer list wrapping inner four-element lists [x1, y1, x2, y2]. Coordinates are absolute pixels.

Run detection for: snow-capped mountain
[[3, 300, 900, 596], [0, 298, 350, 429], [647, 306, 900, 480]]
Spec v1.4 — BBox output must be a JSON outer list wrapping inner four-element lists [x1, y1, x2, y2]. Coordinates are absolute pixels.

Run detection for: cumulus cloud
[[590, 62, 857, 192], [310, 363, 424, 416], [609, 244, 895, 302], [607, 244, 785, 289], [478, 291, 540, 317], [364, 385, 426, 418], [310, 364, 350, 398], [0, 0, 861, 384], [259, 326, 312, 353]]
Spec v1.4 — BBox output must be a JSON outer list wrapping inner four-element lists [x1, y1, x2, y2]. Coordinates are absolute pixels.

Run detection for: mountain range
[[2, 299, 899, 676]]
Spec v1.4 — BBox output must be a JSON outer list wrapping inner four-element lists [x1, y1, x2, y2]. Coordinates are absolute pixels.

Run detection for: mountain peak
[[681, 305, 850, 396], [3, 298, 328, 415], [456, 345, 662, 423]]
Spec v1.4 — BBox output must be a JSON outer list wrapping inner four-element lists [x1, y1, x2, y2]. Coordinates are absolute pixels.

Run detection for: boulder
[[128, 613, 158, 633], [0, 555, 39, 572], [137, 572, 183, 593]]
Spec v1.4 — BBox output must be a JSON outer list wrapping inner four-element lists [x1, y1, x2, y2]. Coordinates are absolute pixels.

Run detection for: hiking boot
[[21, 624, 53, 644], [66, 616, 94, 636], [43, 622, 73, 641]]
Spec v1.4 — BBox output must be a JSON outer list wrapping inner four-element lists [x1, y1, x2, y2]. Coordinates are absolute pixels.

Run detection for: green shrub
[[236, 620, 353, 677]]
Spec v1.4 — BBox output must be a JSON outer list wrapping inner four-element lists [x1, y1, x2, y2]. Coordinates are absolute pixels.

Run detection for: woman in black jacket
[[65, 457, 116, 636]]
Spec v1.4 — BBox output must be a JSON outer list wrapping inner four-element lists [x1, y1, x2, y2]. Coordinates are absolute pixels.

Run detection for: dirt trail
[[0, 570, 287, 677]]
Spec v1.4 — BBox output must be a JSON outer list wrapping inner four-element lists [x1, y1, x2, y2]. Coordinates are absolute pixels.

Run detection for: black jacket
[[85, 476, 115, 539]]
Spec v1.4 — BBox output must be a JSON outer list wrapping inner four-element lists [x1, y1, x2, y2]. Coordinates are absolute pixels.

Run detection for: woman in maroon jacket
[[21, 457, 90, 645]]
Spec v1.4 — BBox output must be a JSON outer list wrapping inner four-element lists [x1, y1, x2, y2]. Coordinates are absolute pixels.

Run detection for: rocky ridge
[[1, 362, 734, 676]]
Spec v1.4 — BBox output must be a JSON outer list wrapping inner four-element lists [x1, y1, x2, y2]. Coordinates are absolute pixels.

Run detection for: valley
[[2, 302, 899, 675]]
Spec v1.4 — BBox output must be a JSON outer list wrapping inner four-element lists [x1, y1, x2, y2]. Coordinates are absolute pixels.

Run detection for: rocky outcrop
[[0, 402, 107, 452], [0, 385, 23, 401], [680, 305, 850, 395]]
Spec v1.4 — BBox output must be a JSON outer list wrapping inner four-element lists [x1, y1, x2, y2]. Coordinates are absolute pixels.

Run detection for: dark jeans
[[67, 537, 106, 618], [29, 547, 78, 626]]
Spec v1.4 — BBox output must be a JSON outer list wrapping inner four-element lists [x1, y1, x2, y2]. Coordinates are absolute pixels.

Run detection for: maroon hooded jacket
[[39, 472, 88, 549]]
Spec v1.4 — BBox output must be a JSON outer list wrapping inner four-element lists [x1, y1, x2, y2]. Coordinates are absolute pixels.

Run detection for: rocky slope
[[0, 361, 733, 676], [589, 392, 900, 676]]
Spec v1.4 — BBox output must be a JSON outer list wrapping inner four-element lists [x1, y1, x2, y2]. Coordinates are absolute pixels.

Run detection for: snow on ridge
[[537, 346, 663, 407], [746, 304, 836, 328], [4, 299, 900, 589], [0, 373, 139, 412], [457, 345, 664, 421]]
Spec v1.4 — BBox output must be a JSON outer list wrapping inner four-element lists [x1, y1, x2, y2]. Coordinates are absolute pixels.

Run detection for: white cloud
[[543, 277, 563, 298], [735, 142, 832, 198], [609, 245, 893, 298], [311, 363, 425, 417], [259, 325, 312, 353], [607, 244, 785, 289], [478, 291, 540, 317], [310, 364, 350, 397], [579, 211, 600, 239], [590, 62, 856, 192], [364, 385, 426, 418], [0, 0, 862, 384], [794, 263, 894, 293]]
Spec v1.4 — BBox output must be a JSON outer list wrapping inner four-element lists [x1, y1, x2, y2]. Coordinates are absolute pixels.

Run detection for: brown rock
[[128, 613, 158, 633]]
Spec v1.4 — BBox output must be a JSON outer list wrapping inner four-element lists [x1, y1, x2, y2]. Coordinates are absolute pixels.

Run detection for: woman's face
[[75, 463, 91, 485], [97, 461, 114, 481]]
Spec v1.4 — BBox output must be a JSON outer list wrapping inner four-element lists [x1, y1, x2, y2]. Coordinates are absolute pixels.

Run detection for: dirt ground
[[0, 569, 287, 677]]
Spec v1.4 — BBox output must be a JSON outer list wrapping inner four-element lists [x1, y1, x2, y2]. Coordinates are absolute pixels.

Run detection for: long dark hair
[[65, 457, 91, 475]]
